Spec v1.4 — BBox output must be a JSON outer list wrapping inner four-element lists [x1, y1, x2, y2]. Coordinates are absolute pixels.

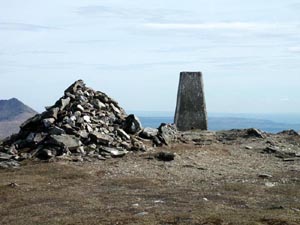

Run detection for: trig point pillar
[[174, 72, 208, 131]]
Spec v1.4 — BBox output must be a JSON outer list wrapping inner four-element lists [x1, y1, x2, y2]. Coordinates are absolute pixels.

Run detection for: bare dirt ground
[[1, 130, 300, 225]]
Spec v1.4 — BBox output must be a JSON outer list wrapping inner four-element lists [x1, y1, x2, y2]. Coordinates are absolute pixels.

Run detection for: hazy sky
[[1, 0, 300, 113]]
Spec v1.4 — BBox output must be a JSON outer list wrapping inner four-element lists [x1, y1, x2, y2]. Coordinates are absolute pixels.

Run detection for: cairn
[[0, 80, 151, 166]]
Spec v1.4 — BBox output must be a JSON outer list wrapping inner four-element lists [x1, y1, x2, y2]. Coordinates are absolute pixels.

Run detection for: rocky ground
[[1, 129, 300, 225]]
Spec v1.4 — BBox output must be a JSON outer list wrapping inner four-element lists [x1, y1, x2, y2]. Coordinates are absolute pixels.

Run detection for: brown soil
[[1, 131, 300, 225]]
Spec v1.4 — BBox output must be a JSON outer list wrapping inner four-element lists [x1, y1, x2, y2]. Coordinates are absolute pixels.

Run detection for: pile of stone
[[0, 80, 179, 168]]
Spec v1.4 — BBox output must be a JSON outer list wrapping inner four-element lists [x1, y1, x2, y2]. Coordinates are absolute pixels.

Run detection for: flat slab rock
[[0, 160, 19, 169], [89, 132, 114, 145], [141, 128, 158, 138], [47, 134, 82, 150], [100, 146, 128, 157], [0, 152, 13, 160]]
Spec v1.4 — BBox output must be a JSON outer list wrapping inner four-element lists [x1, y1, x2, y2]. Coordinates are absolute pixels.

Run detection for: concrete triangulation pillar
[[174, 72, 208, 131]]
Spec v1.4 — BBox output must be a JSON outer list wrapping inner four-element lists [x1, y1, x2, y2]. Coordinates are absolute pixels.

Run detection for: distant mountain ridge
[[0, 98, 37, 139], [0, 98, 36, 121]]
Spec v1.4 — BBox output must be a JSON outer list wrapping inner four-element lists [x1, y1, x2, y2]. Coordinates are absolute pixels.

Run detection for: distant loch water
[[132, 112, 300, 133]]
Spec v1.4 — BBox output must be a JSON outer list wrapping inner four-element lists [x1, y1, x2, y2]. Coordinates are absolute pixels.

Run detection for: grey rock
[[55, 154, 72, 161], [108, 126, 114, 133], [14, 139, 31, 150], [123, 114, 142, 134], [262, 146, 297, 159], [110, 103, 120, 114], [97, 155, 106, 160], [20, 114, 42, 130], [19, 153, 31, 159], [101, 128, 110, 134], [77, 117, 84, 124], [47, 134, 82, 151], [93, 99, 106, 109], [77, 89, 84, 96], [83, 115, 91, 123], [61, 124, 75, 134], [70, 115, 76, 121], [158, 124, 177, 145], [65, 92, 76, 99], [43, 107, 59, 119], [263, 146, 280, 154], [49, 126, 66, 135], [265, 182, 276, 187], [88, 144, 97, 150], [100, 146, 127, 157], [86, 124, 93, 133], [131, 138, 146, 151], [26, 132, 36, 142], [117, 128, 130, 140], [84, 90, 90, 96], [77, 146, 85, 154], [120, 141, 131, 149], [74, 111, 82, 117], [8, 182, 19, 188], [43, 118, 55, 128], [89, 132, 114, 145], [277, 130, 299, 136], [153, 136, 162, 146], [72, 156, 84, 162], [258, 174, 273, 179], [282, 158, 299, 162], [36, 149, 55, 160], [80, 95, 88, 102], [107, 113, 117, 123], [59, 97, 71, 111], [100, 152, 112, 158], [78, 130, 89, 139], [33, 133, 46, 143], [0, 160, 19, 168], [64, 80, 85, 94], [0, 152, 13, 160], [135, 212, 149, 216], [7, 145, 18, 155], [97, 94, 109, 103], [64, 117, 75, 127], [140, 127, 158, 139], [26, 148, 40, 158], [86, 103, 93, 110], [77, 104, 85, 112], [87, 150, 95, 156], [246, 128, 265, 138]]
